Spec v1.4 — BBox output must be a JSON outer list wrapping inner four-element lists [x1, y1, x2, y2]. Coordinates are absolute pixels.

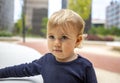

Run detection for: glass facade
[[0, 0, 14, 31], [24, 0, 48, 35], [106, 1, 120, 28]]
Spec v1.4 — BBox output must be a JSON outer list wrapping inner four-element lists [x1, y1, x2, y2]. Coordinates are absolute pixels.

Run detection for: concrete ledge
[[107, 42, 120, 50], [83, 40, 107, 45], [0, 37, 21, 42]]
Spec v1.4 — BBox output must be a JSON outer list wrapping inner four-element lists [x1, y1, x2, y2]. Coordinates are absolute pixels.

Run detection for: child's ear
[[75, 35, 83, 48]]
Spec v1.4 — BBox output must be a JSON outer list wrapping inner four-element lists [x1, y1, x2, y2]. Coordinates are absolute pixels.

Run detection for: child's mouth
[[53, 49, 62, 52]]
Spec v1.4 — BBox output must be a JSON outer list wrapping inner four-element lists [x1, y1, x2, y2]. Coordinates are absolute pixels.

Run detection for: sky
[[48, 0, 62, 18], [92, 0, 112, 20], [14, 0, 22, 22], [14, 0, 112, 22]]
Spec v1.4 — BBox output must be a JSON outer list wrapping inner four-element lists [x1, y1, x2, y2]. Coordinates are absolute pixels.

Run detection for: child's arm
[[85, 64, 98, 83], [0, 59, 43, 78]]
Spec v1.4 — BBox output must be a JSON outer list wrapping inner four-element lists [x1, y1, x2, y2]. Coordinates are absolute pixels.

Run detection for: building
[[24, 0, 48, 35], [0, 0, 14, 32], [92, 19, 105, 28], [106, 0, 120, 28], [62, 0, 67, 9]]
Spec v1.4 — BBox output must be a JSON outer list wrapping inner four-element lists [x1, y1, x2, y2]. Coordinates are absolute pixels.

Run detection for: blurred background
[[0, 0, 120, 40], [0, 0, 120, 83]]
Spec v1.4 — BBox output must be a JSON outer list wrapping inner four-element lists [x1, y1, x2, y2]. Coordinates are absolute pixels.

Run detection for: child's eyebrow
[[47, 32, 70, 36], [47, 33, 53, 35]]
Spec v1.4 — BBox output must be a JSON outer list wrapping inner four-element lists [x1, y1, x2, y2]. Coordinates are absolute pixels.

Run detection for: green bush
[[88, 26, 120, 36], [41, 17, 48, 37], [0, 31, 12, 37]]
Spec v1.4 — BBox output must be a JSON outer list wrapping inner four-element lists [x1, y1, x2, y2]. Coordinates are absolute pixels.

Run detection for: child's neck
[[56, 53, 78, 62]]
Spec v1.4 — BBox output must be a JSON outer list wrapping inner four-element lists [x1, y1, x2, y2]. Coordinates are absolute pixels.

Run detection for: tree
[[68, 0, 92, 33], [41, 17, 48, 37], [68, 0, 92, 20], [14, 18, 22, 35]]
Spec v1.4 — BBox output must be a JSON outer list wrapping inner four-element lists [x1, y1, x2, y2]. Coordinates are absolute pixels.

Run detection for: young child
[[0, 9, 97, 83]]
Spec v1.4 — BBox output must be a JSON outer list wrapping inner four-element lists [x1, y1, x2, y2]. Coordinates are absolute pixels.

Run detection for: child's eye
[[61, 36, 68, 40], [48, 35, 55, 39]]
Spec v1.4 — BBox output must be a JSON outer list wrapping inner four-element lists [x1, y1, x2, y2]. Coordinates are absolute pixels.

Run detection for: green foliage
[[88, 27, 120, 36], [68, 0, 92, 20], [89, 27, 108, 35], [0, 31, 12, 37], [26, 27, 32, 34], [41, 17, 48, 37], [14, 18, 23, 35], [109, 27, 120, 36]]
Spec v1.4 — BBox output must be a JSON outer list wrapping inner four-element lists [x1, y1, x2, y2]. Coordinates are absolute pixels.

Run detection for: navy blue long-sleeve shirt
[[0, 53, 97, 83]]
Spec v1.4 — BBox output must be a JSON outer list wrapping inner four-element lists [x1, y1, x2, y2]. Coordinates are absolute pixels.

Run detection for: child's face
[[47, 26, 81, 62]]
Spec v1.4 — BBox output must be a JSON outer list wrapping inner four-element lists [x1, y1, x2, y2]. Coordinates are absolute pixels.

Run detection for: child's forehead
[[48, 26, 72, 33], [47, 27, 68, 34], [47, 26, 77, 37]]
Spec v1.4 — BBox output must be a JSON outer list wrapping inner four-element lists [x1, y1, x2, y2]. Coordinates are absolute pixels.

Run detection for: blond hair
[[47, 9, 85, 36]]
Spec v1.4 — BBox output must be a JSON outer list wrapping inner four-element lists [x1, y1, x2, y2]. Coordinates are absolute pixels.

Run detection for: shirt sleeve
[[85, 64, 98, 83], [0, 57, 44, 78]]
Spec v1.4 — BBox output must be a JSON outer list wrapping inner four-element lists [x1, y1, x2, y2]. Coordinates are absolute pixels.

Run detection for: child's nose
[[54, 39, 61, 47]]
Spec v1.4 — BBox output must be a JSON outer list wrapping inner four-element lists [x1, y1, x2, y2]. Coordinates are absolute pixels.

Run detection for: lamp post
[[22, 0, 26, 43]]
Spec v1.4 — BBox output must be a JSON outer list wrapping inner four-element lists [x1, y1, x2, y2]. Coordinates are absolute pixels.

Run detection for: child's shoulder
[[77, 54, 93, 67], [44, 53, 53, 57], [40, 53, 53, 60]]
